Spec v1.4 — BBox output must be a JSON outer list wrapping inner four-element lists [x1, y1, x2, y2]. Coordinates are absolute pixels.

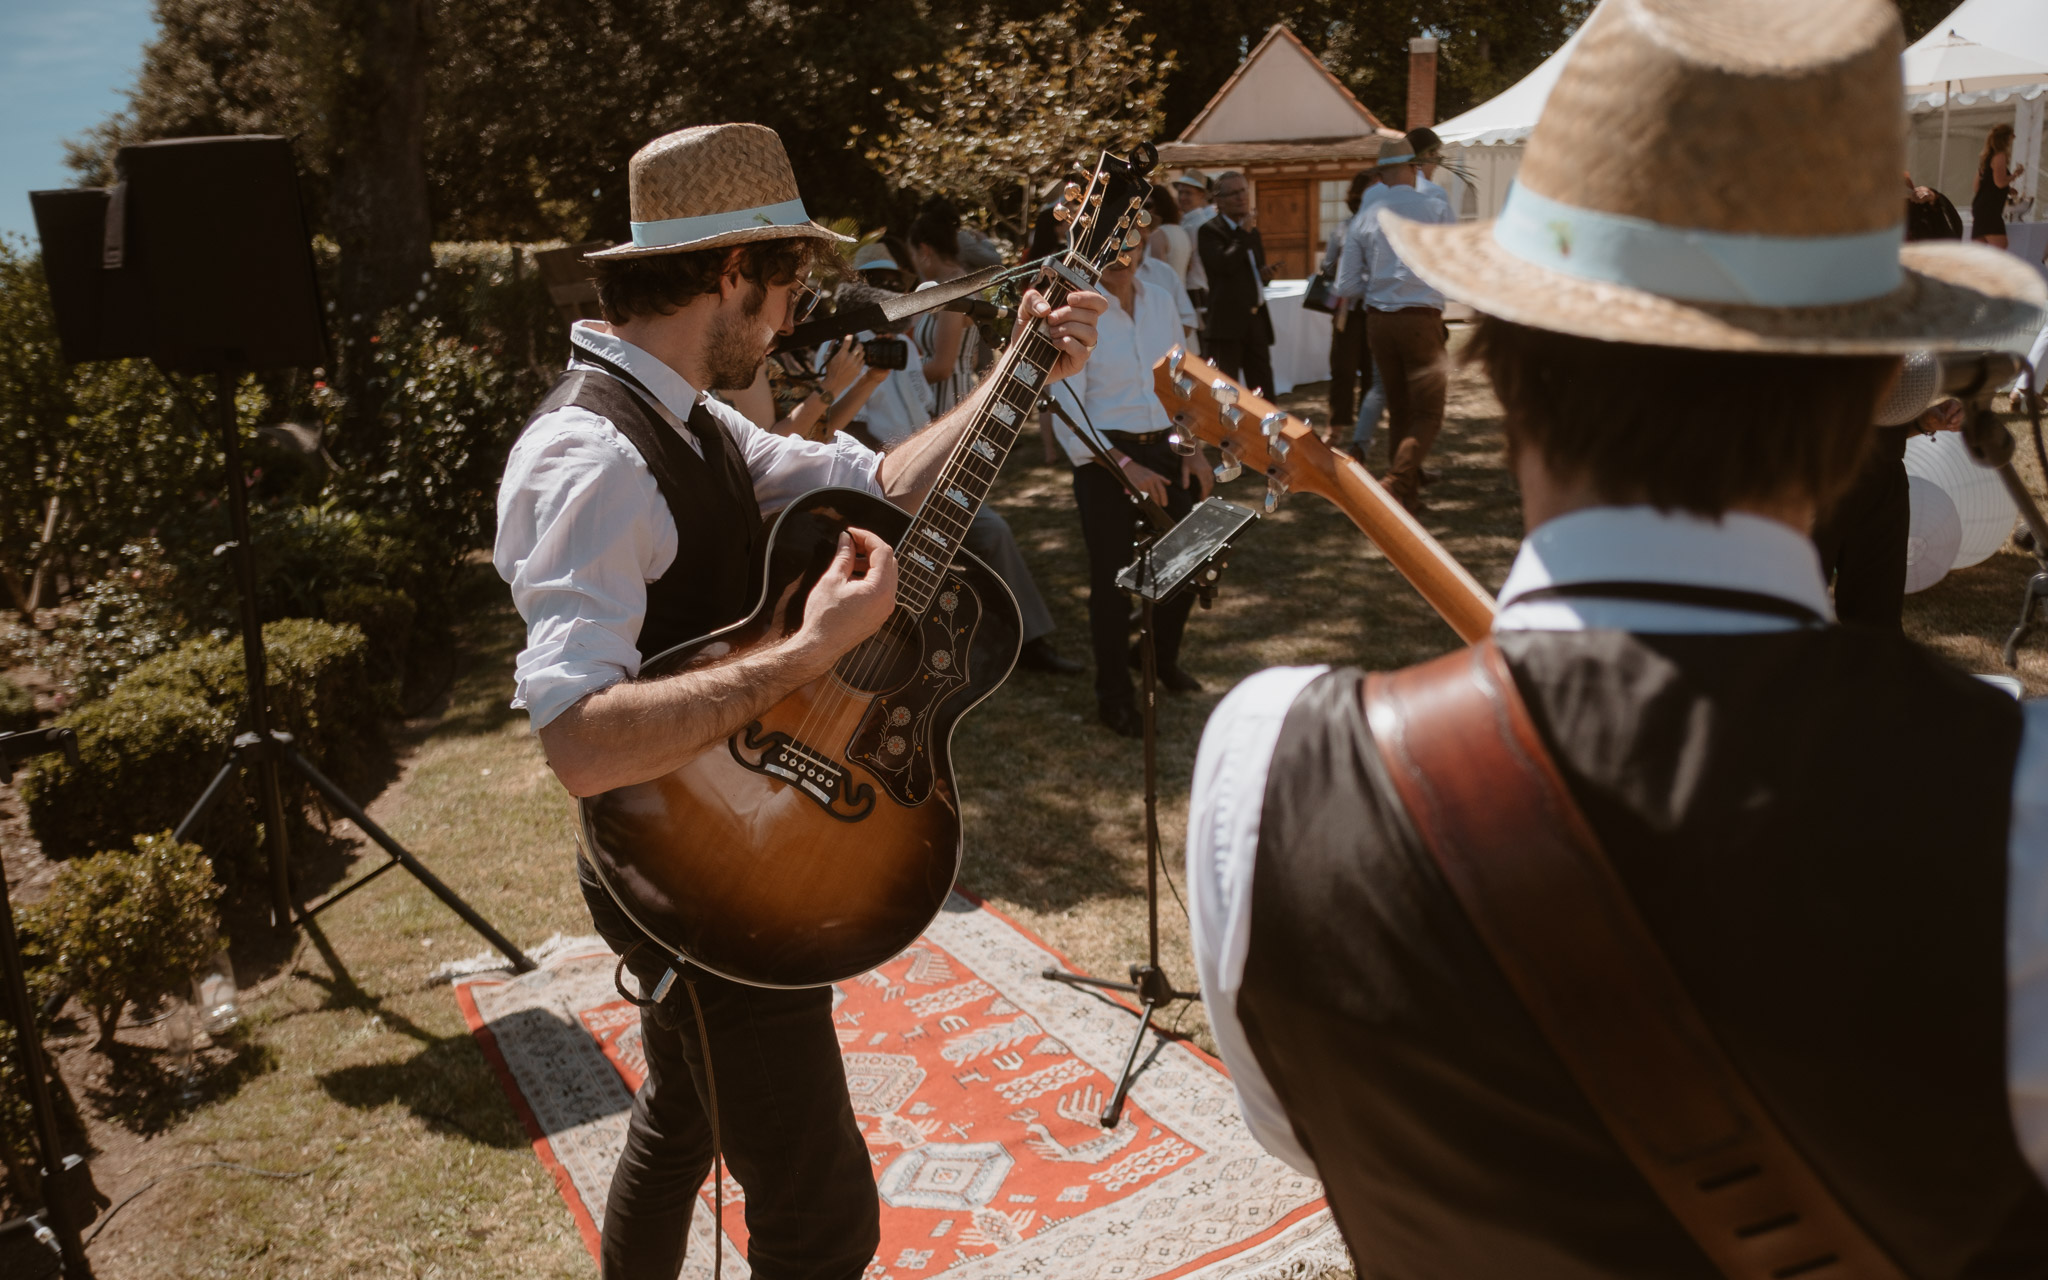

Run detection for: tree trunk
[[324, 0, 433, 440]]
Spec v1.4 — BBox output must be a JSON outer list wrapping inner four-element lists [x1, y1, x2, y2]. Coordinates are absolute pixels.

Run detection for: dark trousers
[[1208, 338, 1275, 401], [1812, 426, 1911, 629], [1328, 306, 1376, 429], [1072, 440, 1199, 707], [1367, 307, 1449, 506], [579, 859, 880, 1279]]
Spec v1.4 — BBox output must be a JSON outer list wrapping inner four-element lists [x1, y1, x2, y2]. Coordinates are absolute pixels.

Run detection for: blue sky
[[1, 0, 156, 245]]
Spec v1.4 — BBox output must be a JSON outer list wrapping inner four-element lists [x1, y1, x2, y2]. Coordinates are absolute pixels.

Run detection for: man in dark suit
[[1196, 170, 1275, 397]]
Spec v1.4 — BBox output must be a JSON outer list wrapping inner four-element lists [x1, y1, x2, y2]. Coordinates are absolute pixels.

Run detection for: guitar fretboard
[[884, 273, 1075, 617]]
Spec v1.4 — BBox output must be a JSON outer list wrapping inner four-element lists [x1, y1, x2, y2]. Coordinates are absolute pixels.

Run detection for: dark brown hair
[[1465, 316, 1898, 517], [594, 237, 820, 324], [1146, 185, 1181, 226]]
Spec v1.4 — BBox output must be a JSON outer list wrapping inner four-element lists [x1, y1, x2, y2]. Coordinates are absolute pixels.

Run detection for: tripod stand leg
[[284, 747, 535, 973], [171, 758, 242, 845], [2003, 571, 2048, 669], [1100, 998, 1160, 1129]]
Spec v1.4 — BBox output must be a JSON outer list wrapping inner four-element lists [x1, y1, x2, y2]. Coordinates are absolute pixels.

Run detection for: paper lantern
[[1904, 475, 1963, 593], [1902, 431, 2017, 592]]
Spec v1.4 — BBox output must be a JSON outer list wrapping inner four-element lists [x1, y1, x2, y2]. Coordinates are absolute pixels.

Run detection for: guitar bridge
[[730, 723, 875, 822]]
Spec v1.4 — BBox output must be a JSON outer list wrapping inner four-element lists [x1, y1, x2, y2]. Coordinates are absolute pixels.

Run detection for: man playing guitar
[[494, 123, 1104, 1277]]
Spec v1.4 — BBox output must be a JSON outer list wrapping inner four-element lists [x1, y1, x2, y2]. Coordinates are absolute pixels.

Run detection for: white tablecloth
[[1261, 279, 1331, 395], [2009, 221, 2048, 269]]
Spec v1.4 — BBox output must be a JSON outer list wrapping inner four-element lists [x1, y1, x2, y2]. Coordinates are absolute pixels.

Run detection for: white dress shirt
[[494, 321, 883, 730], [1137, 256, 1198, 333], [1048, 276, 1184, 467], [1188, 504, 2048, 1185]]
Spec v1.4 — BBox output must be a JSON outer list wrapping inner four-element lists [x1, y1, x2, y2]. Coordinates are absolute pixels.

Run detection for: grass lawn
[[34, 349, 2048, 1277]]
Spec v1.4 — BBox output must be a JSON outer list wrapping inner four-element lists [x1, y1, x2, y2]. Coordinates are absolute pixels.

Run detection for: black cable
[[83, 1158, 327, 1248], [682, 977, 722, 1280]]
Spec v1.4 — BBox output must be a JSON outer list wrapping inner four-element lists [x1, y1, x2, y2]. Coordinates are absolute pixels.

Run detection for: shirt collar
[[1495, 506, 1834, 633], [570, 321, 703, 423]]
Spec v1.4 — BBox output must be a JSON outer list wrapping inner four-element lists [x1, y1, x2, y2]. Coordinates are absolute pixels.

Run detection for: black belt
[[1106, 429, 1168, 447], [1504, 580, 1827, 627]]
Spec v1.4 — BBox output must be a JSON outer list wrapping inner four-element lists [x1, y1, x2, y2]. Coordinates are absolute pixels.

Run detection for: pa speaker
[[33, 135, 327, 373], [30, 186, 152, 363]]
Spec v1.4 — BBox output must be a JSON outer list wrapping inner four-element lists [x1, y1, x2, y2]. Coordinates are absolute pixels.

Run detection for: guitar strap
[[1361, 642, 1907, 1280]]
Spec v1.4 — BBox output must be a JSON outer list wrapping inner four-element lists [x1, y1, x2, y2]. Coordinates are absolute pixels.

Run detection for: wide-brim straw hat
[[587, 124, 851, 261], [1384, 0, 2045, 353]]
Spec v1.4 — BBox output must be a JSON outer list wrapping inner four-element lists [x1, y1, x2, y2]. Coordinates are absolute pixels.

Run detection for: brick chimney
[[1407, 36, 1440, 130]]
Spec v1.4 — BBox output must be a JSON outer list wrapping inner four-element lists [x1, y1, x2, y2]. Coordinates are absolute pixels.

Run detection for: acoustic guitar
[[579, 147, 1160, 988], [1152, 350, 1497, 643]]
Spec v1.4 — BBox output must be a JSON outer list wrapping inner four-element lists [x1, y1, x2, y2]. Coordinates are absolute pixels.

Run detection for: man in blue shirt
[[1336, 138, 1455, 509]]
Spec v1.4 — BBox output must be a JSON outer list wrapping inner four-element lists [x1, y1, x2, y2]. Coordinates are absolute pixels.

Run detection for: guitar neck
[[1312, 449, 1497, 644], [890, 268, 1076, 615]]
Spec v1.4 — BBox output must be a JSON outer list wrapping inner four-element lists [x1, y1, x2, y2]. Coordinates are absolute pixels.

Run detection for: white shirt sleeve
[[2006, 697, 2048, 1185], [709, 394, 883, 515], [494, 407, 675, 730], [1187, 664, 1331, 1177]]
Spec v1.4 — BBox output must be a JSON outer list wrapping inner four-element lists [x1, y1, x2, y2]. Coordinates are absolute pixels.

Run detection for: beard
[[704, 283, 770, 391]]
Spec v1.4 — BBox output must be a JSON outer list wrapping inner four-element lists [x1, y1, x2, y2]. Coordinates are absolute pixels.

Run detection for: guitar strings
[[782, 292, 1063, 760]]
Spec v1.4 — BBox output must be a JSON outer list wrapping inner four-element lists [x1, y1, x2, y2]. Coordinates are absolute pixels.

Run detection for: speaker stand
[[171, 370, 533, 972]]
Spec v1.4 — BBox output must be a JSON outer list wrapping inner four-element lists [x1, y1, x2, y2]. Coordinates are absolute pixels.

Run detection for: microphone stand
[[1035, 394, 1249, 1129]]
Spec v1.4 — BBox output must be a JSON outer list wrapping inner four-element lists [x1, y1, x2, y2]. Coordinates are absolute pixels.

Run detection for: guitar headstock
[[1152, 347, 1331, 512], [1051, 143, 1158, 283]]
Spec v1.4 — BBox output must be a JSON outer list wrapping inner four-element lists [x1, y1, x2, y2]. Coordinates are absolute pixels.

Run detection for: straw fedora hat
[[586, 124, 850, 261], [1384, 0, 2045, 353]]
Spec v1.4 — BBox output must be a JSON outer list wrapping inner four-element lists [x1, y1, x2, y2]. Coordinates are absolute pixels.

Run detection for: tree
[[864, 5, 1176, 242]]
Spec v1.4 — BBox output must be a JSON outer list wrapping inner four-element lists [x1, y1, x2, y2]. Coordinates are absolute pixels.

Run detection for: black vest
[[521, 368, 762, 659], [1239, 628, 2048, 1278]]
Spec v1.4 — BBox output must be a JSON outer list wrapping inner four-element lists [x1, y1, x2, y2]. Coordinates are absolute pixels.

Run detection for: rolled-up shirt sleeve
[[1188, 663, 1330, 1177], [494, 407, 672, 731], [715, 395, 883, 513]]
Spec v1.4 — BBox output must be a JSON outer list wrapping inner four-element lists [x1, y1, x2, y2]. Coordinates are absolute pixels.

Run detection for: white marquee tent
[[1431, 0, 2048, 236]]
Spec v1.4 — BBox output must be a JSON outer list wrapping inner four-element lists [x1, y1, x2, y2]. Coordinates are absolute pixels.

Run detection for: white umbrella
[[1902, 30, 2048, 181]]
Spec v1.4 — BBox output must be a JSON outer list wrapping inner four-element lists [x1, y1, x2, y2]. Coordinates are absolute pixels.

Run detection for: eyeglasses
[[790, 278, 824, 326]]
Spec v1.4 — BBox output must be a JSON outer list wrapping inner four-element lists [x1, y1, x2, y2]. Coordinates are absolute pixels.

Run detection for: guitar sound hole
[[837, 615, 925, 694]]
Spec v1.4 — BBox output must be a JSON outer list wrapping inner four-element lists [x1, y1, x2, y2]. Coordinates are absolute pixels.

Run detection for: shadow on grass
[[84, 1031, 282, 1138], [290, 921, 529, 1149]]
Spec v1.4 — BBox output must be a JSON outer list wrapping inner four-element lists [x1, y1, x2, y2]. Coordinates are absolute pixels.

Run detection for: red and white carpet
[[453, 893, 1344, 1279]]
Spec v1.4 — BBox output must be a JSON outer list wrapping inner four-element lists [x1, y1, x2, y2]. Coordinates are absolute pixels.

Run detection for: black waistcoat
[[521, 369, 762, 659], [1239, 628, 2048, 1278]]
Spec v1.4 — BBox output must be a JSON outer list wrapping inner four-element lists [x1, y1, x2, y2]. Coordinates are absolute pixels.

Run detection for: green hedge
[[20, 832, 221, 1049], [0, 675, 33, 733], [21, 619, 380, 873]]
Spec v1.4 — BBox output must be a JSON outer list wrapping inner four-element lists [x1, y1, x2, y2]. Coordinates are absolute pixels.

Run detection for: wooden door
[[1254, 178, 1310, 281]]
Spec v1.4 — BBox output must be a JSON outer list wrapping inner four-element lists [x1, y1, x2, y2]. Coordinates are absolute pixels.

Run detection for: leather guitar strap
[[1361, 642, 1907, 1280]]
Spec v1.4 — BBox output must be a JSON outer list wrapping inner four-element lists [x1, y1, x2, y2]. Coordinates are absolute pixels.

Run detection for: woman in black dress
[[1971, 122, 2024, 248]]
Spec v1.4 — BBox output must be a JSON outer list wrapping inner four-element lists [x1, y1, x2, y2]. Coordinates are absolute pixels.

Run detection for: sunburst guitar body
[[578, 143, 1162, 987]]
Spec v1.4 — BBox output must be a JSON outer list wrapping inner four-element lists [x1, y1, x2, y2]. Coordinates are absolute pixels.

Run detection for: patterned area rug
[[453, 893, 1346, 1278]]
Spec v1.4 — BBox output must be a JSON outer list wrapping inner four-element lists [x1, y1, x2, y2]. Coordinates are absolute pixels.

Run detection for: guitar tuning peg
[[1210, 380, 1237, 409], [1264, 472, 1290, 513], [1137, 208, 1154, 227], [1259, 411, 1287, 439], [1213, 443, 1243, 484], [1165, 345, 1185, 379], [1270, 434, 1291, 461], [1052, 203, 1072, 223], [1064, 182, 1084, 204], [1090, 191, 1105, 207], [1167, 427, 1199, 457], [1115, 252, 1133, 268], [1172, 373, 1195, 398], [1123, 228, 1142, 249]]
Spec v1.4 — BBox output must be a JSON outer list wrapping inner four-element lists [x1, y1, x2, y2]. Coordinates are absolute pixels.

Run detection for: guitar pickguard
[[846, 574, 983, 806]]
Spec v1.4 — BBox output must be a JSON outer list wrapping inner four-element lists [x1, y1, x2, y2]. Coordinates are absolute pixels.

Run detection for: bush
[[21, 619, 379, 872], [0, 908, 74, 1203], [20, 832, 222, 1048], [322, 583, 416, 693], [0, 675, 33, 733], [157, 502, 427, 641], [42, 544, 188, 702]]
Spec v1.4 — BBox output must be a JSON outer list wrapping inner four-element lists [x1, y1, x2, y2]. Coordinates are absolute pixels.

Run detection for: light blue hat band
[[630, 196, 814, 249], [1491, 183, 1904, 307]]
